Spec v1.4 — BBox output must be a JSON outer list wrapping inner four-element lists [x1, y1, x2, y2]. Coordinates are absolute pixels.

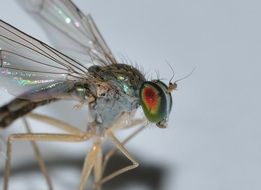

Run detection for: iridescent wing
[[18, 0, 117, 65], [0, 19, 88, 101]]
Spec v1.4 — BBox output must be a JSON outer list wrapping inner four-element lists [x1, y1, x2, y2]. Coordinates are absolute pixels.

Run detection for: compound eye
[[139, 81, 168, 123]]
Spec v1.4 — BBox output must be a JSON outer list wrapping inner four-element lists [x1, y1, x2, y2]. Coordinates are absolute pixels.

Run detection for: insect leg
[[102, 124, 146, 176], [109, 111, 147, 131], [22, 118, 53, 190], [27, 113, 84, 135], [93, 145, 103, 190], [4, 133, 91, 190], [97, 129, 139, 186], [26, 112, 87, 189], [79, 142, 101, 190]]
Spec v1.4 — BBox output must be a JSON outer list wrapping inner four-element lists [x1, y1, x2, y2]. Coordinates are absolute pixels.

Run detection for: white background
[[0, 0, 261, 190]]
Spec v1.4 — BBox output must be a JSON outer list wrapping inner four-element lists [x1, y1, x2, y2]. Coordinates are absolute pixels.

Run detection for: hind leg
[[23, 118, 53, 190], [3, 112, 92, 190], [4, 132, 91, 190]]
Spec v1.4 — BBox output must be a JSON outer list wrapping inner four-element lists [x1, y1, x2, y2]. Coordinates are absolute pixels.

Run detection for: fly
[[0, 0, 176, 190]]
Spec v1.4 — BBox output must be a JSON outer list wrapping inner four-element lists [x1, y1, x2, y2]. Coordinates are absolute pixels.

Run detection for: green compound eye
[[139, 81, 172, 125]]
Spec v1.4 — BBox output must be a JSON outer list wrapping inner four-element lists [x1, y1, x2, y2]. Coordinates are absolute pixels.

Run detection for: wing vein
[[0, 20, 88, 76]]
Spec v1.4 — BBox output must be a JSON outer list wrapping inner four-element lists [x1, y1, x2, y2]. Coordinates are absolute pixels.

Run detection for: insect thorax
[[85, 64, 145, 133]]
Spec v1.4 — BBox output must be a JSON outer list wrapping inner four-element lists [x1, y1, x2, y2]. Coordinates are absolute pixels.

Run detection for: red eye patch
[[143, 86, 159, 112]]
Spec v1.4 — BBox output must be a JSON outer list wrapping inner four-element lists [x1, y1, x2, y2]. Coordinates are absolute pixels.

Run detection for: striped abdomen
[[0, 98, 55, 128]]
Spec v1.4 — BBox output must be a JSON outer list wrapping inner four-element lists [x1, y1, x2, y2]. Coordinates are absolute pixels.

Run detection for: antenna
[[165, 62, 196, 93], [165, 61, 177, 93], [166, 60, 175, 83], [175, 66, 196, 83]]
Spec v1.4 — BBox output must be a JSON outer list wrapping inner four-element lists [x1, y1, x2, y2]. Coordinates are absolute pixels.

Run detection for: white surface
[[0, 0, 261, 190]]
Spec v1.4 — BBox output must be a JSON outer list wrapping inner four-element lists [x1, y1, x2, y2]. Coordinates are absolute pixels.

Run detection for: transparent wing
[[0, 19, 87, 101], [18, 0, 117, 66]]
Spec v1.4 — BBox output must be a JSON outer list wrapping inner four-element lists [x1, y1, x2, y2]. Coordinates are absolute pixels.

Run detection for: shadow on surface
[[0, 152, 167, 190]]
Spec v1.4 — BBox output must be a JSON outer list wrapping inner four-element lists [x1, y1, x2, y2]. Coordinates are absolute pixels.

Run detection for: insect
[[0, 0, 175, 189]]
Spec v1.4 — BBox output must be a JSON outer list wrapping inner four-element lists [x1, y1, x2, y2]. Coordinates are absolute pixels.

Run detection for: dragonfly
[[0, 0, 175, 189]]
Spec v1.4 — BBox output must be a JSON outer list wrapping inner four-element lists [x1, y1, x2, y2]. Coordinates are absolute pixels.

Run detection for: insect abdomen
[[0, 99, 55, 128]]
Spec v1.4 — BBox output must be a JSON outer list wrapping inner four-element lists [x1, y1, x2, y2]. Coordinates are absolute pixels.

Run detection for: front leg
[[102, 125, 146, 175], [97, 129, 139, 186]]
